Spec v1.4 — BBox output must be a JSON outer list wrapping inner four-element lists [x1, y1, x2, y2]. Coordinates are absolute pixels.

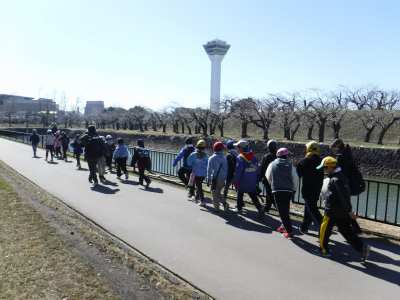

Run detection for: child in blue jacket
[[187, 139, 209, 206], [233, 140, 264, 218]]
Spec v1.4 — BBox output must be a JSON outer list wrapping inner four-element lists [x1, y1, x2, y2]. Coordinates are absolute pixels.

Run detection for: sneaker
[[199, 201, 206, 208], [223, 202, 229, 212], [125, 173, 129, 180], [99, 176, 106, 182], [283, 232, 293, 239], [146, 179, 151, 188], [320, 249, 332, 257], [299, 227, 308, 235], [117, 175, 121, 180], [232, 207, 243, 214], [187, 195, 194, 201], [257, 207, 265, 219], [361, 245, 371, 262], [88, 176, 93, 183], [276, 225, 286, 234]]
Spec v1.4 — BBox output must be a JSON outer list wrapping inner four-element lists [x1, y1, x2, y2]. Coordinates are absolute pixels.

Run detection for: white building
[[203, 39, 230, 113]]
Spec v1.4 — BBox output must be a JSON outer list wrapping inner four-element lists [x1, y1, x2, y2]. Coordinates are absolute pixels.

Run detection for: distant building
[[84, 101, 105, 116], [0, 94, 58, 117]]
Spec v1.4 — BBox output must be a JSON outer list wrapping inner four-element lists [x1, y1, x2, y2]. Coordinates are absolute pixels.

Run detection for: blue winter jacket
[[207, 151, 228, 182], [173, 145, 195, 168], [187, 150, 208, 177], [113, 144, 130, 159], [233, 153, 260, 193]]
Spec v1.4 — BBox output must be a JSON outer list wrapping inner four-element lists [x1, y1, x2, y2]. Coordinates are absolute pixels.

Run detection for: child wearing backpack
[[131, 139, 151, 187]]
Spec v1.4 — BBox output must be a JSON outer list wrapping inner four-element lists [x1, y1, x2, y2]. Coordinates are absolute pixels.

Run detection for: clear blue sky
[[1, 0, 399, 110]]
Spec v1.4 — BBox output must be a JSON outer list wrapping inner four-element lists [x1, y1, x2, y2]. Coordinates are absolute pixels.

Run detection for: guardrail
[[1, 129, 399, 226]]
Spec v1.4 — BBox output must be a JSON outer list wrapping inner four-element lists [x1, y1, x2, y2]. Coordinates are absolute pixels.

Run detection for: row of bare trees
[[5, 87, 398, 145], [77, 87, 399, 145]]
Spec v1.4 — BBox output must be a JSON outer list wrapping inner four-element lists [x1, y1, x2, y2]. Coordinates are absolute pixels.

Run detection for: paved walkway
[[0, 138, 399, 299]]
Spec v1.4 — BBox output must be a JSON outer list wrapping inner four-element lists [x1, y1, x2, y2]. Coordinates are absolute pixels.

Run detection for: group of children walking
[[30, 126, 370, 261], [174, 137, 370, 261]]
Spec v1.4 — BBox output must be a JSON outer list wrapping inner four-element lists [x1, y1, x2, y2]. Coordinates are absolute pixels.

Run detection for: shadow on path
[[292, 235, 400, 286], [122, 179, 139, 185], [33, 156, 42, 159], [77, 167, 89, 171], [91, 184, 120, 194], [140, 186, 164, 194], [47, 161, 58, 164], [199, 203, 278, 234], [101, 179, 118, 187]]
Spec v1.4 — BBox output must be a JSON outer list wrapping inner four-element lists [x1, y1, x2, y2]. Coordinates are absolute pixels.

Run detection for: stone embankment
[[13, 128, 400, 180]]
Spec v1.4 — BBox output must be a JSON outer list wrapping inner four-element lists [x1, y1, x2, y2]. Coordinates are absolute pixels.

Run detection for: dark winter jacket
[[233, 152, 259, 193], [30, 133, 40, 145], [323, 169, 352, 218], [259, 152, 276, 184], [71, 139, 83, 155], [61, 135, 70, 149], [226, 149, 238, 180], [297, 154, 324, 200], [104, 143, 116, 158], [132, 147, 151, 171], [80, 133, 104, 159]]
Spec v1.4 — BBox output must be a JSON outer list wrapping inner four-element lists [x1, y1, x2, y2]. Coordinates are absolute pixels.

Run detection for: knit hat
[[213, 141, 225, 152], [267, 139, 278, 153], [185, 137, 193, 145], [276, 148, 290, 157], [226, 140, 235, 150], [234, 139, 249, 149]]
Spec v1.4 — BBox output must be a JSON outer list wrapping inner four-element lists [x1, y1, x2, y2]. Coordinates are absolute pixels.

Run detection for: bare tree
[[217, 98, 233, 137], [248, 97, 278, 140], [329, 89, 349, 139], [310, 90, 333, 142], [374, 90, 400, 145], [275, 93, 302, 140], [128, 106, 149, 132], [191, 108, 213, 136], [231, 98, 253, 138]]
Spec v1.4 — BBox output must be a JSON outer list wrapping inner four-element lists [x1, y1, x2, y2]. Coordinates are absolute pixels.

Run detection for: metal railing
[[1, 129, 399, 226]]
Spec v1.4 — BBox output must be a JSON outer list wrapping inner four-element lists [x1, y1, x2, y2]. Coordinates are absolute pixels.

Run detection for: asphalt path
[[0, 138, 399, 299]]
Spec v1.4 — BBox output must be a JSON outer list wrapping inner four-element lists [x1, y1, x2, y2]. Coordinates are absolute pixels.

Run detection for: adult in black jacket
[[296, 141, 324, 233], [331, 139, 364, 234], [259, 139, 278, 212], [80, 125, 104, 185], [318, 156, 370, 260], [223, 140, 238, 200], [29, 129, 40, 157]]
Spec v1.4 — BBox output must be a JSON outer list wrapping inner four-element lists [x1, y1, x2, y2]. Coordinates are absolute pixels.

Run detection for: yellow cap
[[316, 156, 337, 170], [306, 141, 320, 154], [196, 139, 206, 148]]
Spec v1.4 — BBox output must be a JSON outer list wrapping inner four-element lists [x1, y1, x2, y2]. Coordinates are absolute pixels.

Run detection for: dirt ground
[[0, 161, 212, 300]]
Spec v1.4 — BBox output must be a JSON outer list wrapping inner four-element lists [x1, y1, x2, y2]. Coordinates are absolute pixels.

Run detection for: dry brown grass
[[0, 177, 118, 300]]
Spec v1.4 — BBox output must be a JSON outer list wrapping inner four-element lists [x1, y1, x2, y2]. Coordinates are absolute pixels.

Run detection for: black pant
[[115, 157, 128, 177], [273, 192, 294, 233], [237, 191, 263, 212], [320, 214, 364, 253], [32, 144, 38, 157], [46, 145, 54, 160], [223, 176, 234, 199], [75, 153, 81, 167], [178, 167, 191, 186], [263, 182, 275, 212], [189, 176, 204, 200], [138, 166, 151, 185], [106, 155, 113, 170], [62, 146, 68, 160], [301, 197, 323, 231], [87, 158, 98, 183]]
